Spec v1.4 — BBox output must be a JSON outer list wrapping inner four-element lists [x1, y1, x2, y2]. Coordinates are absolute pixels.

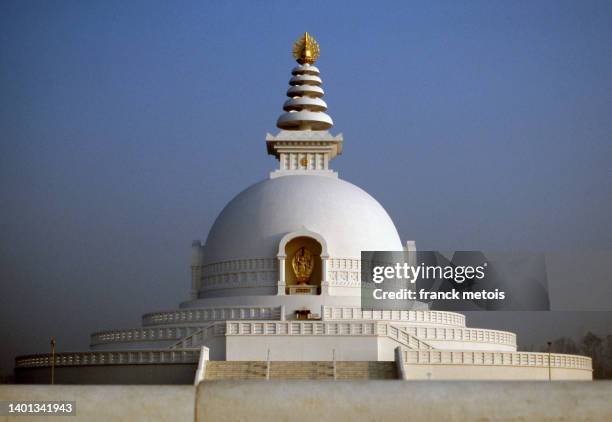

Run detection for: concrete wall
[[2, 381, 611, 421], [424, 340, 516, 351], [196, 381, 612, 421], [378, 337, 401, 360], [15, 364, 197, 385], [0, 385, 194, 422], [226, 335, 379, 361]]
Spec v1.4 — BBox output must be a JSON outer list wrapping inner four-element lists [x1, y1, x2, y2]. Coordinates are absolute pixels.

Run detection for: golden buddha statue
[[292, 247, 314, 284]]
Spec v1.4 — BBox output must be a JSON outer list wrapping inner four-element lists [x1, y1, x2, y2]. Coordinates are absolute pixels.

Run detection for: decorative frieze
[[198, 258, 278, 291], [197, 257, 366, 292]]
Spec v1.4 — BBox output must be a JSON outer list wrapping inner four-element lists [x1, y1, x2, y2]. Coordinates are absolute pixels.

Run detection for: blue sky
[[1, 0, 611, 375]]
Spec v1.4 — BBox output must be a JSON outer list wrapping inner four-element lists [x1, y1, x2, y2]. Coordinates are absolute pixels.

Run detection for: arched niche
[[285, 236, 322, 290], [277, 229, 328, 295]]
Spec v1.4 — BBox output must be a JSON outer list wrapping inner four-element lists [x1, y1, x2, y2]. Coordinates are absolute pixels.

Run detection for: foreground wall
[[0, 385, 195, 422], [198, 381, 612, 421], [2, 382, 611, 421]]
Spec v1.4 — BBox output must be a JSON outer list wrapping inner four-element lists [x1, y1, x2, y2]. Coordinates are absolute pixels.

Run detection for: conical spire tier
[[276, 34, 333, 131], [268, 33, 342, 180]]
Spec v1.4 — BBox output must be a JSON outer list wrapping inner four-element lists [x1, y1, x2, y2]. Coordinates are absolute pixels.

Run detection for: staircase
[[168, 322, 219, 349], [336, 361, 397, 380], [205, 361, 268, 380], [379, 323, 433, 350], [269, 362, 334, 379], [204, 361, 398, 380]]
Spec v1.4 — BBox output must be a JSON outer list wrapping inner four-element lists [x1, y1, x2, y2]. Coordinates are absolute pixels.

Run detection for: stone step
[[204, 361, 399, 380]]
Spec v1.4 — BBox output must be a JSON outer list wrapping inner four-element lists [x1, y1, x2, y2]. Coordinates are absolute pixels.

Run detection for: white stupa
[[15, 33, 592, 383]]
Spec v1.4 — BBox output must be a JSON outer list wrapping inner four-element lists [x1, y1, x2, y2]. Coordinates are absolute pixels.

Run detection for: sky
[[1, 0, 611, 377]]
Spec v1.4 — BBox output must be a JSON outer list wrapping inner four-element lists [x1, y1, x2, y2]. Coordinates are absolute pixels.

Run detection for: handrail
[[90, 324, 226, 346], [142, 306, 282, 327], [401, 349, 592, 371], [401, 325, 516, 347], [321, 307, 466, 327], [93, 320, 515, 349], [225, 320, 379, 336], [168, 322, 219, 349], [379, 323, 433, 350], [224, 320, 518, 350], [15, 349, 201, 368], [224, 320, 432, 350]]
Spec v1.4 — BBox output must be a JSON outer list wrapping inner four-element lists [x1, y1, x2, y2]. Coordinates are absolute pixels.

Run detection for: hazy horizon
[[1, 0, 611, 377]]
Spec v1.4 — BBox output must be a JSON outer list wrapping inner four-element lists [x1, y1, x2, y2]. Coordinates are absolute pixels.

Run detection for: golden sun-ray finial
[[292, 32, 320, 65]]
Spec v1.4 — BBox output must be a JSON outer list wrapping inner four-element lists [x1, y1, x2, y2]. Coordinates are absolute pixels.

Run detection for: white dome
[[203, 175, 402, 264]]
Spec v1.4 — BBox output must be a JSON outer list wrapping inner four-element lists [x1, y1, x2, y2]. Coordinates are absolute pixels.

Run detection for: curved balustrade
[[322, 307, 466, 327], [142, 307, 465, 328], [92, 320, 515, 349], [225, 321, 515, 351], [403, 326, 516, 347], [91, 324, 226, 346], [15, 349, 200, 368], [142, 306, 282, 327], [401, 349, 592, 371]]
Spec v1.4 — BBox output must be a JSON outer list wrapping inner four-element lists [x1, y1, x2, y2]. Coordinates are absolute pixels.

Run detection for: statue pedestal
[[287, 285, 318, 295]]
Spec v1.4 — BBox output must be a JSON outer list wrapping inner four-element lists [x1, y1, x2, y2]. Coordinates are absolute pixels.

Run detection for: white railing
[[142, 306, 282, 326], [322, 307, 466, 327], [91, 324, 226, 346], [226, 320, 378, 336], [92, 322, 514, 349], [169, 323, 222, 349], [15, 349, 201, 368], [224, 321, 432, 350], [401, 349, 592, 371], [378, 324, 433, 350], [402, 326, 516, 347]]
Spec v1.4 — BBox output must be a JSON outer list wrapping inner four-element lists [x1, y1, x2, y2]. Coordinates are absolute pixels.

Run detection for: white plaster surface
[[3, 382, 611, 421], [201, 175, 402, 264], [196, 381, 612, 421], [405, 364, 592, 380], [226, 335, 379, 361], [0, 385, 194, 422]]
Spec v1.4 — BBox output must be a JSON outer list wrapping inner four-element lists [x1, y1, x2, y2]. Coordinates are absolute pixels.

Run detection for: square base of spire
[[266, 130, 343, 178]]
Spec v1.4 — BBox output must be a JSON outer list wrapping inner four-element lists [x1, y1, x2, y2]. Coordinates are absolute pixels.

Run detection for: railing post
[[332, 349, 337, 380], [547, 341, 552, 381], [50, 338, 56, 385], [266, 348, 271, 380]]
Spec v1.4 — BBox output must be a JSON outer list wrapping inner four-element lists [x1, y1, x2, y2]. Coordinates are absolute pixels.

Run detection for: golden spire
[[292, 32, 320, 65]]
